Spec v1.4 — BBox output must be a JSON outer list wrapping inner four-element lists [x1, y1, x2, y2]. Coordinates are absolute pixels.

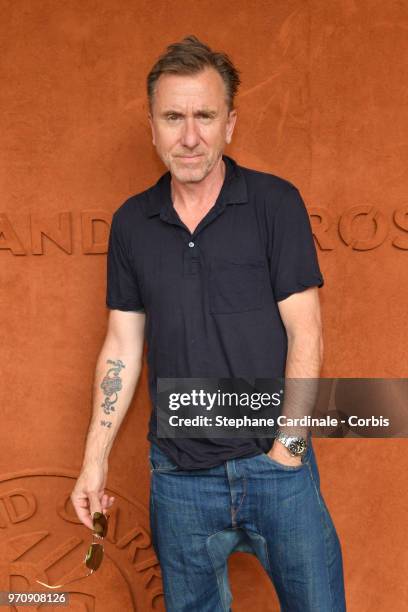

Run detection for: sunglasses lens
[[93, 511, 108, 537], [85, 543, 104, 570]]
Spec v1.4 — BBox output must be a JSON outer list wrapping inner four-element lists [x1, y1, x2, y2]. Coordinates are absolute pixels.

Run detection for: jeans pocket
[[149, 443, 180, 472], [261, 452, 307, 471], [208, 256, 265, 314]]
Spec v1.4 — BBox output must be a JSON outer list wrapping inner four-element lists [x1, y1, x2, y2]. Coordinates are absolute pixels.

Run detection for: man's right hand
[[70, 463, 115, 530]]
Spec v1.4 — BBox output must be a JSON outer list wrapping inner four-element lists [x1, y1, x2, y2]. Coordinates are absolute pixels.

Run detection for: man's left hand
[[266, 440, 303, 467]]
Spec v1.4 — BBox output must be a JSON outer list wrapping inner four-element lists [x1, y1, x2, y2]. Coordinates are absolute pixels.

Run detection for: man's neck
[[170, 157, 226, 213]]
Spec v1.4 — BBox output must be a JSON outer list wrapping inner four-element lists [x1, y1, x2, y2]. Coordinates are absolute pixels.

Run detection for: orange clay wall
[[1, 2, 407, 610]]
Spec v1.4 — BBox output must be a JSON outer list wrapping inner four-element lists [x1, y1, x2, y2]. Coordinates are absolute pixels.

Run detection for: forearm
[[81, 339, 143, 468], [279, 332, 323, 438]]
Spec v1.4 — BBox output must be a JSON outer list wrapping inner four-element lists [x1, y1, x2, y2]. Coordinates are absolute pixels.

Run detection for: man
[[71, 35, 346, 611]]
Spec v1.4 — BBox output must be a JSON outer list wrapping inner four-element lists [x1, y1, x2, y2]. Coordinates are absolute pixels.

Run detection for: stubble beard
[[166, 152, 220, 184]]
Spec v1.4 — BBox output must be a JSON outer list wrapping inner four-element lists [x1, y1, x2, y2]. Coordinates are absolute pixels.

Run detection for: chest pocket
[[208, 256, 266, 314]]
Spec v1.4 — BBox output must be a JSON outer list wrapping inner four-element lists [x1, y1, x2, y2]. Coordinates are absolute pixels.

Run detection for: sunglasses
[[36, 511, 109, 589]]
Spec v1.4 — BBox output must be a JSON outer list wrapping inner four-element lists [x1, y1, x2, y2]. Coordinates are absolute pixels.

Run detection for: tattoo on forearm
[[100, 358, 125, 416], [100, 419, 112, 428]]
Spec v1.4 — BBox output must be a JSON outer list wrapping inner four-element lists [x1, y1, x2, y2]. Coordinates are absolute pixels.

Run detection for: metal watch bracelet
[[274, 429, 308, 457]]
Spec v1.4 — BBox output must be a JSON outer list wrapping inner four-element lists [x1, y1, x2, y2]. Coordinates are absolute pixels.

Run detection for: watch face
[[289, 439, 307, 455]]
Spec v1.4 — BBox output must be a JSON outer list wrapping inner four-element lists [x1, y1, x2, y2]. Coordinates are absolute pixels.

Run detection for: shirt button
[[188, 241, 195, 247]]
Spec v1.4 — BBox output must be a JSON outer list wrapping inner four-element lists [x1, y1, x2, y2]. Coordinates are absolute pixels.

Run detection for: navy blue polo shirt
[[106, 154, 324, 469]]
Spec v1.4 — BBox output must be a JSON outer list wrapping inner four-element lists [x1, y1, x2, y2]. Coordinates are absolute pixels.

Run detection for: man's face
[[148, 67, 237, 183]]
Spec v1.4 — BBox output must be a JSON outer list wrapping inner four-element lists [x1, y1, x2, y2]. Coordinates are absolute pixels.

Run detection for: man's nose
[[180, 117, 200, 148]]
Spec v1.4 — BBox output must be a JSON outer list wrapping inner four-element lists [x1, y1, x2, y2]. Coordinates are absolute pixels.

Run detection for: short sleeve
[[268, 187, 324, 302], [106, 212, 145, 312]]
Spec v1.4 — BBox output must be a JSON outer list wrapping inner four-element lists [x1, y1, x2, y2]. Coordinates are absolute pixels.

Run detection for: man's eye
[[167, 115, 180, 121]]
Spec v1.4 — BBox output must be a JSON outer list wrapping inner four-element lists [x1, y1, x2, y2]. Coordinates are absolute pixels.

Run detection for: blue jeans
[[149, 435, 346, 612]]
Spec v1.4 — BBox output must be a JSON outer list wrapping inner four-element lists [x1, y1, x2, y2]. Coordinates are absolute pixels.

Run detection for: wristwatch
[[274, 429, 308, 457]]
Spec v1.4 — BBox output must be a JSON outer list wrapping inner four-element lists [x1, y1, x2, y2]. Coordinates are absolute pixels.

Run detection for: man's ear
[[226, 109, 237, 144], [148, 112, 155, 145]]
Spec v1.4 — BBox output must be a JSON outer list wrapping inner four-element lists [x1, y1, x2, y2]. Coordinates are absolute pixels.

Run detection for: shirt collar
[[145, 154, 248, 218]]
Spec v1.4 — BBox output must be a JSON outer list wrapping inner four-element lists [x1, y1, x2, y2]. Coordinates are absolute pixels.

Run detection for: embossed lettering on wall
[[0, 207, 407, 254], [311, 205, 408, 251], [0, 211, 112, 255], [0, 470, 164, 611]]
